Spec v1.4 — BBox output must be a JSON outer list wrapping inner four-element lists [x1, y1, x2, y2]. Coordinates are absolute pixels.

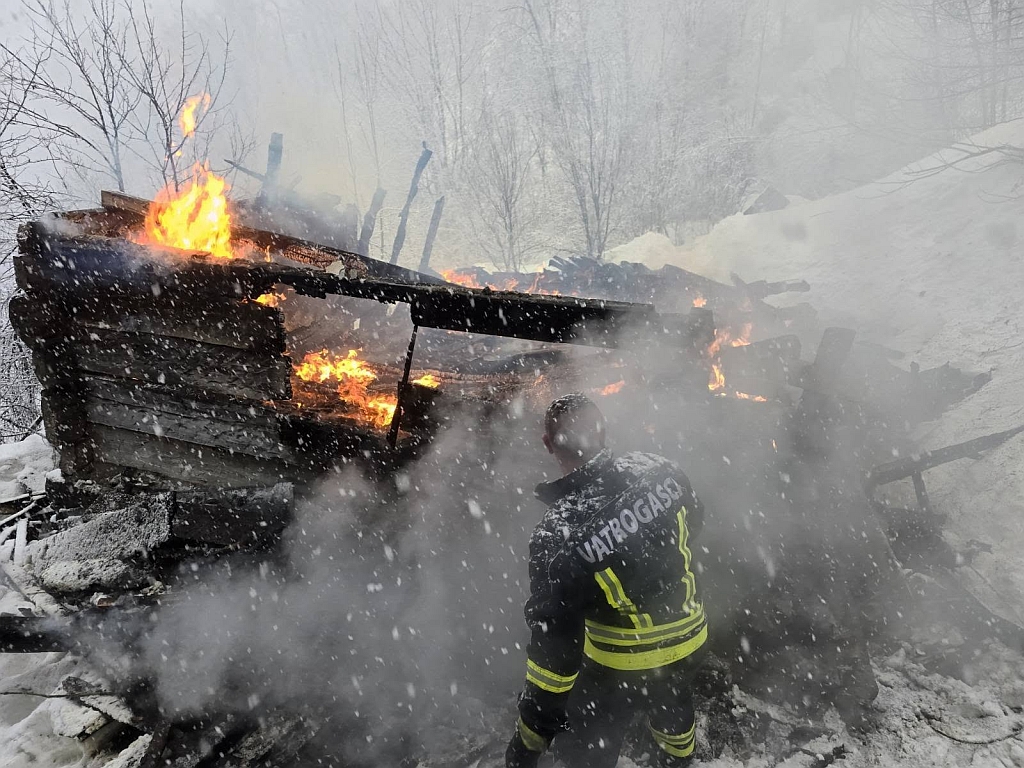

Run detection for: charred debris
[[1, 188, 1017, 766]]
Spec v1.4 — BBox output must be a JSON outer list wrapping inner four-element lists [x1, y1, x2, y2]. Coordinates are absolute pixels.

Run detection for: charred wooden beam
[[390, 144, 432, 266], [358, 187, 387, 256], [730, 272, 811, 299], [865, 424, 1024, 491]]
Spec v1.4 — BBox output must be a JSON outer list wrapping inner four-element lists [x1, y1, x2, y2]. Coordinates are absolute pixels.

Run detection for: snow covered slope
[[629, 120, 1024, 628]]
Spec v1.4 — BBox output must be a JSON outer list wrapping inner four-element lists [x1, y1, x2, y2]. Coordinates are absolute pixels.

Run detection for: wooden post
[[390, 144, 432, 265], [263, 133, 284, 202], [911, 471, 932, 516], [388, 325, 419, 448], [358, 188, 387, 256], [418, 196, 446, 273]]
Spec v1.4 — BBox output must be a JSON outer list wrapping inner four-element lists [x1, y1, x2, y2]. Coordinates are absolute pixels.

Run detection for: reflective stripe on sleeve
[[525, 659, 578, 694], [583, 624, 708, 670]]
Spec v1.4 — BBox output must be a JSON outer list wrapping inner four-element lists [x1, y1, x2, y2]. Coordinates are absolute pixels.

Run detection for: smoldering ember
[[3, 4, 1024, 768]]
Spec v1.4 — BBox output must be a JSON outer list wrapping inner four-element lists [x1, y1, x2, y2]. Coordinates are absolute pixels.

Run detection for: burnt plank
[[74, 328, 291, 401], [16, 221, 271, 299], [88, 425, 308, 488], [11, 289, 283, 355], [170, 484, 292, 546], [83, 377, 292, 460], [71, 296, 285, 353]]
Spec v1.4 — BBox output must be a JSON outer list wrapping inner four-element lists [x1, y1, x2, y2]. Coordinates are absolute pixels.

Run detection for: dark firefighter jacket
[[514, 449, 707, 752]]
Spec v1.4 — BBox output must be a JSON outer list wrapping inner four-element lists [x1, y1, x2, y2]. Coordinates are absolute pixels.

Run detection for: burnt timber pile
[[3, 193, 1019, 766]]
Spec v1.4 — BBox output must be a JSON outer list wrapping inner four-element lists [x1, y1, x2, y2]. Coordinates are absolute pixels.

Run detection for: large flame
[[136, 162, 234, 259], [293, 349, 400, 429], [179, 93, 211, 140]]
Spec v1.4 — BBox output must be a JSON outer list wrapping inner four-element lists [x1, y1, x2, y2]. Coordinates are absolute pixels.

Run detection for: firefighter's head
[[543, 393, 606, 472]]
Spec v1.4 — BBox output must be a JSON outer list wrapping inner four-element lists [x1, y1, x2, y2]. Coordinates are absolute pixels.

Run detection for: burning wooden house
[[9, 179, 721, 490]]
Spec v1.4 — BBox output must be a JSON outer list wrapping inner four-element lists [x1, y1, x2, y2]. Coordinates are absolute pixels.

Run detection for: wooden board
[[88, 425, 308, 488], [71, 296, 285, 353], [11, 290, 284, 354], [73, 327, 291, 401], [83, 377, 292, 460]]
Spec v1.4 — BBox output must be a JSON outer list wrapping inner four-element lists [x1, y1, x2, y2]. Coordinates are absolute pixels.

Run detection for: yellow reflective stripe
[[677, 508, 696, 605], [525, 659, 578, 693], [517, 718, 549, 752], [650, 723, 695, 747], [585, 607, 706, 646], [584, 625, 708, 670], [656, 739, 695, 758], [595, 567, 645, 629]]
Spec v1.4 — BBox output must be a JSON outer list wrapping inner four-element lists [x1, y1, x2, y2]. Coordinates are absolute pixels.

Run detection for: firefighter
[[506, 393, 708, 768]]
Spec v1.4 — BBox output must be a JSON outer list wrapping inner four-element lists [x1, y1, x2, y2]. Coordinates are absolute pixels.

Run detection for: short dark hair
[[545, 393, 606, 458]]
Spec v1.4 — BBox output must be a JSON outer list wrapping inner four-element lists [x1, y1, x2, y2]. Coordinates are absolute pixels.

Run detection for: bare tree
[[2, 0, 143, 192], [521, 0, 634, 259], [354, 2, 387, 187], [119, 0, 231, 188], [379, 0, 481, 185], [469, 103, 540, 271], [0, 51, 57, 443], [4, 0, 232, 195]]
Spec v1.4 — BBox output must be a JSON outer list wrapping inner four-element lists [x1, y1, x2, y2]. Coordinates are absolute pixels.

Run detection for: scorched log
[[72, 327, 291, 401], [82, 376, 292, 460], [87, 425, 310, 488]]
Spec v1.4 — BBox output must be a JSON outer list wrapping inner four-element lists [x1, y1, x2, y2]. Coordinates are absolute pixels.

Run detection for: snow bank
[[615, 119, 1024, 628], [0, 436, 54, 500]]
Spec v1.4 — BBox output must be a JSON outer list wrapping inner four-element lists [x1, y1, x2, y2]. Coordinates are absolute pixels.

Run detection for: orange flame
[[708, 363, 726, 392], [598, 379, 626, 396], [441, 268, 569, 296], [706, 323, 756, 395], [412, 373, 440, 388], [136, 162, 234, 259], [179, 93, 211, 140], [735, 392, 768, 402], [255, 292, 285, 307], [294, 349, 397, 429], [692, 295, 707, 308], [441, 269, 484, 288]]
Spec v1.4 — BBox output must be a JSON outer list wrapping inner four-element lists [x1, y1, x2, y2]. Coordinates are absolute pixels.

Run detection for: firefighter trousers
[[552, 650, 705, 768]]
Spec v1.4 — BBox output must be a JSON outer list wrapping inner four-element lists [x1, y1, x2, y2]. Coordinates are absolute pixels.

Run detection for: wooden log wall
[[9, 218, 386, 488]]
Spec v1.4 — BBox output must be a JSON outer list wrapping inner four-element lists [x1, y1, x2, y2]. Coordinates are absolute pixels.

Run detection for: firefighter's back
[[553, 451, 708, 671]]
